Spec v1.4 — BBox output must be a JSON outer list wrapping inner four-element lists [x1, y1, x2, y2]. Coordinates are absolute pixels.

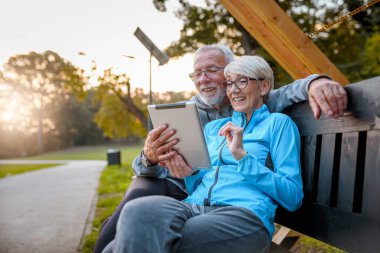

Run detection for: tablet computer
[[148, 102, 211, 169]]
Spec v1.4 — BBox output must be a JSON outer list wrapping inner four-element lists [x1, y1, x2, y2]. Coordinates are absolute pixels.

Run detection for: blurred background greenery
[[1, 0, 379, 160]]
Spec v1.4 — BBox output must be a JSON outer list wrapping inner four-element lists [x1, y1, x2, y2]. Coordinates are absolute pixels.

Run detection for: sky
[[0, 0, 205, 93]]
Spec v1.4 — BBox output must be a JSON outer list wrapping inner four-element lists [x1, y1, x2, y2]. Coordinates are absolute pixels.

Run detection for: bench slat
[[317, 133, 335, 206], [301, 136, 317, 203], [337, 132, 358, 211], [362, 130, 380, 216]]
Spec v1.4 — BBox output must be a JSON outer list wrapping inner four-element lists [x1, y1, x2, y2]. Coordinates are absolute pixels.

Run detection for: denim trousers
[[103, 195, 270, 253], [94, 177, 187, 253]]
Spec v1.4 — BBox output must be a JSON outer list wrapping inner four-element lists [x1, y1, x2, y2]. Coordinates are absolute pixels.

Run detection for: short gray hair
[[193, 44, 235, 64], [224, 55, 274, 92]]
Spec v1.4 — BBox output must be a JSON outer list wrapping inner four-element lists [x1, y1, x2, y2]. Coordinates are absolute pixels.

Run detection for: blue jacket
[[184, 105, 304, 236]]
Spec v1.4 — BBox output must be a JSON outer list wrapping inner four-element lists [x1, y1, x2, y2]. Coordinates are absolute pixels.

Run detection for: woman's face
[[226, 73, 267, 120]]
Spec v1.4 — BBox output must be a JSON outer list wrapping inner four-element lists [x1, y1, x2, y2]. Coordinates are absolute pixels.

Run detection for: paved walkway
[[0, 160, 106, 253]]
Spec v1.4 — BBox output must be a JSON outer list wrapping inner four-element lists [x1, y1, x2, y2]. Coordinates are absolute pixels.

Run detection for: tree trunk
[[236, 22, 259, 55], [117, 94, 148, 131]]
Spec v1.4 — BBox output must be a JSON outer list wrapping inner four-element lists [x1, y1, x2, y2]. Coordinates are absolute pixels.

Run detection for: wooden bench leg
[[270, 226, 293, 253], [272, 226, 291, 245]]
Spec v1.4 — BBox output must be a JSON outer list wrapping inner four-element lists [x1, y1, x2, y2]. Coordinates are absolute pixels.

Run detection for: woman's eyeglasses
[[220, 77, 264, 91]]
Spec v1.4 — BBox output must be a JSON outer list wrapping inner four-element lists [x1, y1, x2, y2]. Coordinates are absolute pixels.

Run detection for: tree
[[346, 0, 380, 34], [153, 0, 256, 56], [0, 52, 195, 156], [0, 50, 88, 154], [44, 93, 108, 149], [359, 33, 380, 79], [90, 69, 148, 138], [89, 68, 195, 139], [2, 51, 87, 101], [152, 0, 379, 84]]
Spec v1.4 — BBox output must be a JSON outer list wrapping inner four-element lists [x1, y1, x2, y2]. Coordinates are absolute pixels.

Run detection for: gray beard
[[198, 92, 226, 108]]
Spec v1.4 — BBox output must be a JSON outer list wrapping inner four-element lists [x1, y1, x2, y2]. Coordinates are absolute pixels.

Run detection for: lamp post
[[134, 27, 169, 130], [149, 52, 153, 110]]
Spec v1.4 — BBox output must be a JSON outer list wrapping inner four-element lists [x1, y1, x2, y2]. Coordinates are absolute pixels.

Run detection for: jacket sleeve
[[266, 74, 330, 113], [184, 170, 208, 195], [132, 155, 170, 179], [237, 115, 304, 212]]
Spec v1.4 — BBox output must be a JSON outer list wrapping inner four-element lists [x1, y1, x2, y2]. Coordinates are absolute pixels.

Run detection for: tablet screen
[[148, 102, 211, 169]]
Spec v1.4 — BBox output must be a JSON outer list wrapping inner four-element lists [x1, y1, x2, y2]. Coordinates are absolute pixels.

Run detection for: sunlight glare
[[0, 92, 31, 128]]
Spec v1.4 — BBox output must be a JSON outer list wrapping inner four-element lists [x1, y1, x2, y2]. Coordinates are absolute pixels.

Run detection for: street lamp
[[134, 27, 169, 130]]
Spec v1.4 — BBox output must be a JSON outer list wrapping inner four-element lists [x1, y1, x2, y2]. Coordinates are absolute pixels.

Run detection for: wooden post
[[220, 0, 350, 85]]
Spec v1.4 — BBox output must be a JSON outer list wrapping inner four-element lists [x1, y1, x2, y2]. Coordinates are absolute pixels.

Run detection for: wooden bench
[[271, 76, 380, 252]]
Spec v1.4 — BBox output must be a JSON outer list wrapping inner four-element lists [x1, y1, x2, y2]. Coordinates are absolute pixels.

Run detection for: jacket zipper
[[204, 138, 226, 206], [204, 114, 249, 206], [204, 166, 220, 205]]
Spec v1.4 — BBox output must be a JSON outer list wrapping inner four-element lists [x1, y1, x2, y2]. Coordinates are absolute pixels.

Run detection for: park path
[[0, 160, 106, 253]]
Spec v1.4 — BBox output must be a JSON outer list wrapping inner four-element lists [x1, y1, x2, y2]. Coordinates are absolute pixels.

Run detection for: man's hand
[[143, 124, 178, 164], [308, 78, 348, 119], [165, 151, 193, 178]]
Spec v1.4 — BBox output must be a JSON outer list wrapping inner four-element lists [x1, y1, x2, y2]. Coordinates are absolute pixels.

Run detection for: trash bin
[[107, 149, 121, 166]]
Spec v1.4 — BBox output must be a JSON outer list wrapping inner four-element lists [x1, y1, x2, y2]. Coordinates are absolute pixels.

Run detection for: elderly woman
[[106, 55, 303, 253]]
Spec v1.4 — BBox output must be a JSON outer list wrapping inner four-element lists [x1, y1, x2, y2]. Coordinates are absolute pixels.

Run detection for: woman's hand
[[165, 151, 193, 178], [219, 122, 247, 160]]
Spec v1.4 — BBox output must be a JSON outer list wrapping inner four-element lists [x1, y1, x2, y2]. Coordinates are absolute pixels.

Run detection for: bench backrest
[[276, 76, 380, 252]]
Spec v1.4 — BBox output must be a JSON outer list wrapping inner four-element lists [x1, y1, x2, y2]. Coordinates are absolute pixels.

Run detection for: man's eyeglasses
[[189, 66, 225, 81], [220, 77, 264, 92]]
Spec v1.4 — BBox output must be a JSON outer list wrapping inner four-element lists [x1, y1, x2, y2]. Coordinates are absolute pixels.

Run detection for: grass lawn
[[16, 144, 142, 162], [0, 164, 60, 178], [291, 236, 346, 253], [80, 146, 140, 253]]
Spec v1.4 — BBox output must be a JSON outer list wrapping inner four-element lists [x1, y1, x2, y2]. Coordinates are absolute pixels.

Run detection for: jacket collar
[[232, 104, 270, 130]]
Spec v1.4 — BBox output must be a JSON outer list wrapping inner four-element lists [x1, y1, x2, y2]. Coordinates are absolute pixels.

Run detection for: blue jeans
[[104, 196, 270, 253], [94, 177, 187, 253]]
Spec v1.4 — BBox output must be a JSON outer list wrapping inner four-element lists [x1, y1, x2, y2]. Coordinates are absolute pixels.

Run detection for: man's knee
[[120, 195, 192, 229], [126, 177, 166, 198], [119, 196, 176, 224]]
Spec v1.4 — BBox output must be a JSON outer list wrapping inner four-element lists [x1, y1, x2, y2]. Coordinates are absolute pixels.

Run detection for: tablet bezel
[[148, 102, 211, 169]]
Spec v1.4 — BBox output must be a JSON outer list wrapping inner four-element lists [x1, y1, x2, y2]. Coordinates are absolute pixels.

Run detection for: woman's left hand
[[219, 122, 247, 160]]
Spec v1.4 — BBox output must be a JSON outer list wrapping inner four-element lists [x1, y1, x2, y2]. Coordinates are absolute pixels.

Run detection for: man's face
[[192, 49, 229, 108]]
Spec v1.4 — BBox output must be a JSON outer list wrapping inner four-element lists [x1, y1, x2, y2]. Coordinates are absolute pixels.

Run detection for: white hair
[[224, 55, 274, 93], [193, 44, 235, 64]]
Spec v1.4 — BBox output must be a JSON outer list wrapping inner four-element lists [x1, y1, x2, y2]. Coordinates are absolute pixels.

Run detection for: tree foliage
[[359, 33, 380, 78], [2, 50, 87, 102], [153, 0, 380, 83], [0, 51, 106, 157], [91, 69, 147, 139], [154, 0, 254, 56], [90, 68, 195, 139], [1, 50, 194, 155]]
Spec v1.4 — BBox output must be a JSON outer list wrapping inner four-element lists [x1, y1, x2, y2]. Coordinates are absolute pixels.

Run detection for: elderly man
[[93, 44, 347, 253]]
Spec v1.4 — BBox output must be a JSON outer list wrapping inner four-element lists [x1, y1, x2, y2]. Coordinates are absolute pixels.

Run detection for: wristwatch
[[140, 150, 157, 167]]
